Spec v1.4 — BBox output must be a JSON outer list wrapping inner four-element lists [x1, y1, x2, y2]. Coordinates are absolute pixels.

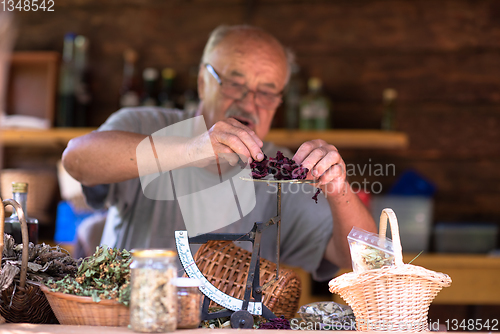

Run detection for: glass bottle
[[73, 35, 90, 127], [176, 277, 202, 329], [381, 88, 398, 131], [284, 63, 301, 130], [158, 68, 176, 109], [140, 68, 159, 107], [299, 77, 331, 131], [130, 249, 178, 333], [4, 182, 38, 245], [183, 66, 200, 113], [119, 49, 140, 108], [56, 32, 76, 127]]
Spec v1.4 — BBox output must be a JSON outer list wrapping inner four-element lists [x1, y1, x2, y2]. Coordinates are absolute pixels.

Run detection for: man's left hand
[[292, 139, 346, 196]]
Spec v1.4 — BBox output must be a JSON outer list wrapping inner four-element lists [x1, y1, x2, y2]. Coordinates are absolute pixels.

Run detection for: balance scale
[[175, 177, 314, 328]]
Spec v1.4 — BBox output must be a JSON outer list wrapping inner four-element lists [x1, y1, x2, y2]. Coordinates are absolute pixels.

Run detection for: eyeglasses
[[205, 63, 282, 110]]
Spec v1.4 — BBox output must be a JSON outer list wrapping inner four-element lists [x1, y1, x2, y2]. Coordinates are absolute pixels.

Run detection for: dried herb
[[46, 245, 131, 306], [130, 265, 177, 332], [177, 288, 203, 328], [350, 242, 394, 271], [251, 151, 308, 181], [251, 151, 323, 202], [258, 315, 291, 329]]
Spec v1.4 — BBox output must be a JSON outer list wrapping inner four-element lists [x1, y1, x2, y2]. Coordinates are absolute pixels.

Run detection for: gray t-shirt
[[82, 107, 338, 281]]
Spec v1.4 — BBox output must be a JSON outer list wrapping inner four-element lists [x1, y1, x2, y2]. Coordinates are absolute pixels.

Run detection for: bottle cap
[[12, 182, 27, 193], [130, 249, 177, 258], [383, 88, 397, 101], [308, 77, 322, 91], [175, 277, 201, 287], [162, 68, 176, 79], [143, 68, 159, 81]]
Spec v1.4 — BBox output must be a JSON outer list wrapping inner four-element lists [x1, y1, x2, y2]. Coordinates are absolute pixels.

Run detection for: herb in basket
[[46, 246, 131, 306]]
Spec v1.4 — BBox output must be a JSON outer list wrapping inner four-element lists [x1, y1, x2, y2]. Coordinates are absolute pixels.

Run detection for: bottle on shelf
[[140, 67, 159, 106], [119, 49, 140, 108], [381, 88, 398, 131], [299, 77, 331, 130], [158, 67, 176, 109], [284, 63, 301, 130], [56, 32, 77, 127], [4, 182, 38, 245], [183, 65, 200, 113], [73, 35, 90, 127]]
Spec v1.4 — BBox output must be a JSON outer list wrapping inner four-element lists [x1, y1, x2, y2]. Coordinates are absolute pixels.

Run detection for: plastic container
[[370, 195, 433, 252], [176, 277, 202, 329], [348, 227, 395, 273], [130, 249, 178, 333], [434, 223, 498, 253]]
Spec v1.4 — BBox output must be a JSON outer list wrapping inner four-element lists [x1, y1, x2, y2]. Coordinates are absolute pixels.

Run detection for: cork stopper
[[12, 182, 28, 193]]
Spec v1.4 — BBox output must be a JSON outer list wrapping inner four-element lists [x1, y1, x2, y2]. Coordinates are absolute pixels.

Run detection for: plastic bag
[[348, 226, 395, 273], [297, 301, 356, 330]]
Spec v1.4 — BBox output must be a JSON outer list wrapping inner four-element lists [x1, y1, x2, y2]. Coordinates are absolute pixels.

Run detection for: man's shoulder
[[99, 107, 197, 134]]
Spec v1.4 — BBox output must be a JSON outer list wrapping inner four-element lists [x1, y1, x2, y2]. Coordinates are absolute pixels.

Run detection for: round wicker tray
[[40, 285, 130, 326]]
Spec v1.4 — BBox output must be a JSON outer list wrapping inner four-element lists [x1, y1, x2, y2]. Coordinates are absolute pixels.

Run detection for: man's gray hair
[[201, 25, 296, 85]]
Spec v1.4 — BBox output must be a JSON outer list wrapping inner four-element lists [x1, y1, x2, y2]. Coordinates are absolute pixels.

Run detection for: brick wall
[[11, 0, 500, 237]]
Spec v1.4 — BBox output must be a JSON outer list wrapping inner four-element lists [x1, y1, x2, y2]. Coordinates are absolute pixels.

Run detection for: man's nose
[[237, 90, 259, 113]]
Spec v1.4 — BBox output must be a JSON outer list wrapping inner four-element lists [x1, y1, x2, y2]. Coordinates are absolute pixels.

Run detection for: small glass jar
[[176, 277, 203, 329], [130, 249, 178, 333]]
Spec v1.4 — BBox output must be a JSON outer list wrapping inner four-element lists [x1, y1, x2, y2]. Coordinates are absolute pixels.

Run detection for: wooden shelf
[[0, 128, 96, 148], [0, 128, 409, 150], [265, 129, 408, 150]]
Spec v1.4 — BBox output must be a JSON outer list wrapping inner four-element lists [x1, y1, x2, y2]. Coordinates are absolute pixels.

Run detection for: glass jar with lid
[[176, 277, 203, 329], [130, 249, 178, 333]]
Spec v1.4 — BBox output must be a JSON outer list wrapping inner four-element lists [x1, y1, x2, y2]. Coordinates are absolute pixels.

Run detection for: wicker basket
[[39, 285, 130, 326], [193, 240, 301, 320], [0, 198, 58, 324], [329, 209, 452, 331]]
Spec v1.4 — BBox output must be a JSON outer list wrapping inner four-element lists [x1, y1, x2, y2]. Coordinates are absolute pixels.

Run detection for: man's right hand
[[187, 118, 265, 168]]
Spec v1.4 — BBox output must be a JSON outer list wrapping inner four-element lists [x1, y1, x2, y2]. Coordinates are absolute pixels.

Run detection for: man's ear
[[197, 67, 205, 100]]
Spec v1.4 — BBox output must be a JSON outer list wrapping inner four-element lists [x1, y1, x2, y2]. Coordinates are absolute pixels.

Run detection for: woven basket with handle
[[329, 208, 452, 331], [0, 198, 57, 324], [193, 240, 301, 320]]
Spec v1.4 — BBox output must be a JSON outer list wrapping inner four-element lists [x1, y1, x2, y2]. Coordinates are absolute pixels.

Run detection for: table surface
[[0, 323, 475, 333]]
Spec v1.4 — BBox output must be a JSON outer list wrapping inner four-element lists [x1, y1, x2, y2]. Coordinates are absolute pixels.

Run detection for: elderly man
[[62, 25, 376, 280]]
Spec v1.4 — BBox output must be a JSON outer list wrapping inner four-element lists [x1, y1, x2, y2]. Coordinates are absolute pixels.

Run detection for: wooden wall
[[10, 0, 500, 240]]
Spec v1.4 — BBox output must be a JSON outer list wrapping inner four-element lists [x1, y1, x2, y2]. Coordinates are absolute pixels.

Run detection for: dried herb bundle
[[0, 234, 78, 291], [47, 246, 131, 306]]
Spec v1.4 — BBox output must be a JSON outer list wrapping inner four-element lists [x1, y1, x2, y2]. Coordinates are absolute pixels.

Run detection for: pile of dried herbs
[[0, 234, 78, 292], [46, 246, 131, 306]]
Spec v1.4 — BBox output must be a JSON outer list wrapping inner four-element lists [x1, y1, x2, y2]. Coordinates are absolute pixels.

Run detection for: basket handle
[[1, 198, 30, 290], [378, 208, 404, 266]]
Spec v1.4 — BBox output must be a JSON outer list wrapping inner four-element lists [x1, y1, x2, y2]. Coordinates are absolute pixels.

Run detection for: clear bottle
[[176, 277, 202, 329], [130, 249, 178, 333], [73, 35, 90, 127], [57, 32, 77, 127], [381, 88, 398, 131], [4, 182, 38, 245], [284, 63, 301, 130], [158, 68, 176, 109], [119, 49, 140, 108], [299, 77, 331, 131], [140, 68, 159, 106]]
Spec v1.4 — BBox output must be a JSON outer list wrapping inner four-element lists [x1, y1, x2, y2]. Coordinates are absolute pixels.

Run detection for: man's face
[[198, 33, 288, 140]]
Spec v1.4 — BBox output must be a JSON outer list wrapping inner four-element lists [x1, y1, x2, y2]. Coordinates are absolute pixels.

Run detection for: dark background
[[5, 0, 500, 322], [9, 0, 500, 230]]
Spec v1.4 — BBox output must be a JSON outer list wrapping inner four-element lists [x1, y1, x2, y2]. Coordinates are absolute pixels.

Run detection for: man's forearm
[[323, 182, 377, 268], [62, 131, 196, 187]]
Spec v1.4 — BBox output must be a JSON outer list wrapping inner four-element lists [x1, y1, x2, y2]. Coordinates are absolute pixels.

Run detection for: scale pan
[[239, 177, 316, 184]]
